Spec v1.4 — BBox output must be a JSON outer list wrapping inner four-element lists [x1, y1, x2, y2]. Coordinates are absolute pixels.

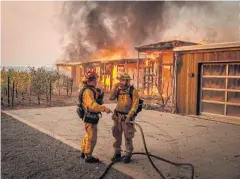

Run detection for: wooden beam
[[110, 64, 113, 91], [124, 60, 127, 72], [99, 63, 102, 83], [137, 51, 140, 89], [175, 47, 240, 54], [103, 63, 106, 93]]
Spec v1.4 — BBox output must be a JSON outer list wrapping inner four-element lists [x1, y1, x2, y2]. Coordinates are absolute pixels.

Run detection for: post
[[66, 76, 69, 96], [16, 89, 18, 98], [124, 60, 127, 72], [103, 63, 106, 93], [110, 64, 113, 91], [137, 51, 140, 89], [173, 52, 179, 113], [151, 62, 154, 94], [49, 80, 52, 106], [156, 56, 161, 94], [143, 66, 146, 93], [70, 79, 73, 96], [148, 63, 150, 96], [99, 63, 102, 84], [158, 53, 163, 95], [12, 81, 14, 109], [7, 75, 10, 106]]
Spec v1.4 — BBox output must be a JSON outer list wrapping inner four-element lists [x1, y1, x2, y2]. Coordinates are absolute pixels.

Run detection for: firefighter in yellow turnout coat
[[79, 71, 111, 163], [109, 73, 139, 163]]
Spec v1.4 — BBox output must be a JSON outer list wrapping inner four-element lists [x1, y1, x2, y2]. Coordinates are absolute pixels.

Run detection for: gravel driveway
[[1, 113, 132, 179]]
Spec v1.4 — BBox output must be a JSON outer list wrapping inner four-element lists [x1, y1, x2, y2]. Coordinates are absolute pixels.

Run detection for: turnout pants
[[80, 123, 98, 157], [112, 113, 136, 156]]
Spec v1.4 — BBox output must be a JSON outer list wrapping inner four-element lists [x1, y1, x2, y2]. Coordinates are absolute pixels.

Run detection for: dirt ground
[[1, 113, 132, 179], [4, 105, 240, 179]]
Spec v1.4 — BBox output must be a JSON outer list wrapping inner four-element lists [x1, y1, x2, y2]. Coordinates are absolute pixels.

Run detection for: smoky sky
[[58, 1, 240, 62]]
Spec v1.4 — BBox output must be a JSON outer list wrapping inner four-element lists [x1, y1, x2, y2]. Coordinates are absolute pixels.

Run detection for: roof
[[174, 41, 240, 52], [56, 58, 145, 66], [56, 61, 83, 66], [135, 40, 198, 51]]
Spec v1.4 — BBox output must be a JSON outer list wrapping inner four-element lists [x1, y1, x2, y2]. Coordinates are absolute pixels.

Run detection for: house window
[[200, 63, 240, 118]]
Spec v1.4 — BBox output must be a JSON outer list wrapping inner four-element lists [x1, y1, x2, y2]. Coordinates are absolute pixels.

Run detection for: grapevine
[[1, 67, 71, 108]]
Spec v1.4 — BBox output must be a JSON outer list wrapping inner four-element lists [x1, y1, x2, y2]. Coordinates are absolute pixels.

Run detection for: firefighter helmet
[[82, 71, 98, 83], [118, 73, 132, 80]]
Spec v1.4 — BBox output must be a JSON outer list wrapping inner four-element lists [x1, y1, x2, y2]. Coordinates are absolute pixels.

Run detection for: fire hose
[[98, 121, 195, 179]]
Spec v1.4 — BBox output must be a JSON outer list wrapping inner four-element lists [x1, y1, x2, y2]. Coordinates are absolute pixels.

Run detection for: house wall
[[75, 65, 82, 87], [176, 47, 240, 115], [71, 66, 76, 82]]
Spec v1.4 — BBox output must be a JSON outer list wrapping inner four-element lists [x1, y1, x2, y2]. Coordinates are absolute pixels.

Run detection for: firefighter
[[109, 73, 139, 163], [79, 71, 112, 163]]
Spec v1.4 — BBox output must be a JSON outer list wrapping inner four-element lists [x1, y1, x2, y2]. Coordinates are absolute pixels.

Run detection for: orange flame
[[92, 44, 133, 88], [199, 41, 207, 45], [91, 45, 133, 61]]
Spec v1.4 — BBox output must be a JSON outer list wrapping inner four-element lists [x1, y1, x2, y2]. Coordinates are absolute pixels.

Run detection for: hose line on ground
[[98, 121, 195, 179]]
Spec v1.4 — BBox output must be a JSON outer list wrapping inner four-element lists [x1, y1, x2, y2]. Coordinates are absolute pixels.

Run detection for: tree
[[1, 68, 8, 95], [17, 71, 31, 104], [41, 70, 60, 105], [29, 67, 46, 105]]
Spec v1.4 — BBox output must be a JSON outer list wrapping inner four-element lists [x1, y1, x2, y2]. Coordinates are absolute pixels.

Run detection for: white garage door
[[200, 63, 240, 118]]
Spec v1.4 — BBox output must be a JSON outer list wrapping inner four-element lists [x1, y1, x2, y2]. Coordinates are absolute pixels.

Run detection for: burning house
[[56, 40, 198, 97], [56, 40, 240, 119], [57, 58, 144, 93], [135, 40, 198, 98]]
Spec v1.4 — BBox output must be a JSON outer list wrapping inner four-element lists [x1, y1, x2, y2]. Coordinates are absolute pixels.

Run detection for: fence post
[[70, 79, 73, 96], [66, 77, 69, 96], [49, 80, 52, 106], [12, 81, 14, 109], [7, 75, 10, 106]]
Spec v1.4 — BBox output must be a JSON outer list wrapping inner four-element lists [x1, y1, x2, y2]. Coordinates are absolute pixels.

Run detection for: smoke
[[58, 1, 240, 62], [160, 1, 240, 43]]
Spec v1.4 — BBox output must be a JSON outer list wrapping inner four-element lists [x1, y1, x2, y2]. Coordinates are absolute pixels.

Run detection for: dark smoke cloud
[[58, 1, 240, 62]]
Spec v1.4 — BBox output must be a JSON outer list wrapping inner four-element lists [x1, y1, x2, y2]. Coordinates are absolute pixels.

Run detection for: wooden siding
[[176, 47, 240, 115], [75, 65, 81, 87], [71, 66, 76, 82]]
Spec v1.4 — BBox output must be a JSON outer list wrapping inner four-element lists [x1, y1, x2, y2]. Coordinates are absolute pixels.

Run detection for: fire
[[92, 45, 133, 61], [142, 85, 159, 96], [106, 76, 110, 87], [92, 44, 133, 89], [112, 65, 118, 85], [199, 41, 207, 45], [145, 59, 149, 67]]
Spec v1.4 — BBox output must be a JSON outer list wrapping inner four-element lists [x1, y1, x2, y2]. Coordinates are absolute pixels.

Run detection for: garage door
[[200, 63, 240, 118]]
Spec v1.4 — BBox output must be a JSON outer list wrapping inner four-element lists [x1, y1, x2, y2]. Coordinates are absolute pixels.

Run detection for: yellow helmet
[[118, 73, 132, 80]]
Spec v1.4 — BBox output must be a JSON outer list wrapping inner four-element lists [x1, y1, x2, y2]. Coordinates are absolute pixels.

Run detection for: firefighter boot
[[85, 156, 100, 163], [111, 154, 122, 161], [124, 155, 132, 164], [80, 152, 85, 159]]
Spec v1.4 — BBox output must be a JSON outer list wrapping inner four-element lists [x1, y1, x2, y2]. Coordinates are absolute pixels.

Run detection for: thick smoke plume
[[58, 1, 239, 62]]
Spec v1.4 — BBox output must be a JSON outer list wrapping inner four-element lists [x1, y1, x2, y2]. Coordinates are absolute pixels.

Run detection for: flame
[[58, 66, 72, 71], [199, 41, 207, 45], [91, 44, 133, 88], [91, 45, 132, 62], [149, 54, 157, 60], [106, 75, 110, 87], [112, 65, 118, 85], [145, 59, 149, 67]]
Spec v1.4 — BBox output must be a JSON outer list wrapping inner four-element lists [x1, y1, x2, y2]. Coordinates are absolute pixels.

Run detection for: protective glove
[[125, 115, 132, 124], [104, 107, 112, 114]]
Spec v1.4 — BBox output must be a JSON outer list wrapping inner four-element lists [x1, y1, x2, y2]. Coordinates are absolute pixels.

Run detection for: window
[[200, 63, 240, 118]]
